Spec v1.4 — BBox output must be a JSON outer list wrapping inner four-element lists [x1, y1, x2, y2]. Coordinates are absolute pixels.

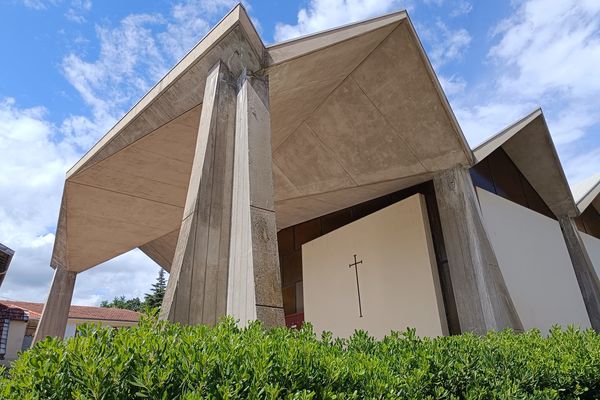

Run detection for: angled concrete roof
[[52, 5, 473, 273], [572, 174, 600, 214], [473, 108, 578, 218]]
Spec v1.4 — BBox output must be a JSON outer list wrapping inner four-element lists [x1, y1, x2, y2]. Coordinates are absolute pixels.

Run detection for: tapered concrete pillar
[[33, 266, 76, 343], [434, 167, 523, 334], [160, 61, 284, 327], [227, 72, 285, 328], [558, 215, 600, 331]]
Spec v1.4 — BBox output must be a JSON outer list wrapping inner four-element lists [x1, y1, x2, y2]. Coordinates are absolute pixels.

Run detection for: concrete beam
[[160, 61, 284, 327], [33, 266, 76, 343], [434, 167, 523, 334], [558, 215, 600, 331]]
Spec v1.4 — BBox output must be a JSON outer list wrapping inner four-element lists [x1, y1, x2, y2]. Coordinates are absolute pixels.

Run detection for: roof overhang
[[572, 174, 600, 215], [52, 5, 473, 273], [473, 109, 578, 217], [0, 243, 14, 287]]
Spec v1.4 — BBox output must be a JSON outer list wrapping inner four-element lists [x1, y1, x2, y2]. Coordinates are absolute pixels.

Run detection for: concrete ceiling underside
[[52, 6, 472, 273]]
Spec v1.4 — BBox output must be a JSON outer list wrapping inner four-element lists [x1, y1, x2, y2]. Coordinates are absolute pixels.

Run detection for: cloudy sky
[[1, 0, 599, 306]]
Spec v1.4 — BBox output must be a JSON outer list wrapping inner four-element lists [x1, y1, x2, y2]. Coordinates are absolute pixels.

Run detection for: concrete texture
[[434, 167, 523, 334], [160, 61, 237, 325], [33, 267, 76, 343], [160, 60, 284, 327], [559, 215, 600, 331]]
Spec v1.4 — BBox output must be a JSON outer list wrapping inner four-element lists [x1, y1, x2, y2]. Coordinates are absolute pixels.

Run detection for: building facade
[[31, 6, 600, 342], [0, 301, 139, 364]]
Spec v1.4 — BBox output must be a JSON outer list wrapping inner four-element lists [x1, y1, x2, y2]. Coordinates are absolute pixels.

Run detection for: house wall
[[302, 194, 447, 339], [477, 188, 591, 332], [4, 320, 26, 361], [64, 318, 139, 338]]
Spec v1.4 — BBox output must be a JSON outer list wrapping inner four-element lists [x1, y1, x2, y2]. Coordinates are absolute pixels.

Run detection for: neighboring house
[[0, 243, 14, 288], [0, 300, 140, 365]]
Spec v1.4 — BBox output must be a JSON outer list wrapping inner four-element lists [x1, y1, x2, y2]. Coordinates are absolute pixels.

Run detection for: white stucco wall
[[5, 320, 26, 361], [477, 188, 591, 332], [302, 194, 447, 339], [582, 232, 600, 278]]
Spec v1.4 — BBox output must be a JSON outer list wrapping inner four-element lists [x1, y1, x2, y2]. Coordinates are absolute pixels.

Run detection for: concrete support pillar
[[160, 61, 284, 327], [558, 215, 600, 331], [227, 72, 285, 328], [433, 167, 523, 334], [33, 266, 76, 343]]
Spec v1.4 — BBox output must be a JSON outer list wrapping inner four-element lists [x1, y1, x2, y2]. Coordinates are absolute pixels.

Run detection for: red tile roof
[[0, 301, 140, 322]]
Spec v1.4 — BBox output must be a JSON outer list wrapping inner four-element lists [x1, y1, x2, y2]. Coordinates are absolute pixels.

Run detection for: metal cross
[[348, 254, 364, 317]]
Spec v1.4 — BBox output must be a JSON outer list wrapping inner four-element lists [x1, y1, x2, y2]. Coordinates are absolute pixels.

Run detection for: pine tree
[[144, 269, 167, 309]]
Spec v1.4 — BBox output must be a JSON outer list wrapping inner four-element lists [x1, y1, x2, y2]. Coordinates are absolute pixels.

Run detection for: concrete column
[[558, 215, 600, 331], [227, 72, 284, 328], [160, 61, 284, 328], [33, 266, 76, 343], [433, 167, 523, 334]]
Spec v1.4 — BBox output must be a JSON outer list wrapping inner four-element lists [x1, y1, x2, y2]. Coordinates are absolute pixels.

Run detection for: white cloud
[[448, 0, 600, 183], [450, 0, 472, 17], [274, 0, 408, 42], [1, 0, 236, 305], [20, 0, 48, 10], [420, 19, 471, 68], [159, 0, 238, 62], [438, 74, 467, 96]]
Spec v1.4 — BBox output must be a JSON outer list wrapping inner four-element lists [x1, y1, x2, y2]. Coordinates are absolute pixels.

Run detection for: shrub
[[2, 317, 600, 399]]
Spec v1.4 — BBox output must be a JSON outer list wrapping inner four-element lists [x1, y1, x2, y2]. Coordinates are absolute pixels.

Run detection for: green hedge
[[2, 317, 600, 399]]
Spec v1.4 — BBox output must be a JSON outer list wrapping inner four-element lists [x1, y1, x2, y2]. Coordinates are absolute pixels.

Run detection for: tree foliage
[[2, 316, 600, 399], [144, 268, 166, 309], [100, 269, 166, 312], [100, 296, 143, 312]]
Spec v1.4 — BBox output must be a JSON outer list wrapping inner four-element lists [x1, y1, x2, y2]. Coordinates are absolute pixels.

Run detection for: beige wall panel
[[583, 233, 600, 279], [477, 188, 591, 331], [351, 24, 465, 170], [307, 78, 426, 184], [302, 194, 446, 338]]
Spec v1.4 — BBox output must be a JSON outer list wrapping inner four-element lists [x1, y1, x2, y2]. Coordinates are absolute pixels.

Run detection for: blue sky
[[1, 0, 599, 305]]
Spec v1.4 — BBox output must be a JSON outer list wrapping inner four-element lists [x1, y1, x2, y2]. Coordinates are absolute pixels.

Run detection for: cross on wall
[[349, 254, 364, 318]]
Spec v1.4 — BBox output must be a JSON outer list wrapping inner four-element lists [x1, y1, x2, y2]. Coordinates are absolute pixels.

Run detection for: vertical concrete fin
[[33, 266, 76, 343], [434, 167, 523, 334], [227, 73, 284, 328], [559, 215, 600, 331], [160, 60, 237, 325]]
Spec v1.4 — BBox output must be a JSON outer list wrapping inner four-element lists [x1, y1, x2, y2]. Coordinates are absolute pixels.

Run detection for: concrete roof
[[52, 5, 473, 272], [572, 174, 600, 214], [473, 108, 578, 217]]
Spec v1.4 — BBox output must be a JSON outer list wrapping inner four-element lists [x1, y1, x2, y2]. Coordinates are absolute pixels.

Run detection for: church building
[[33, 6, 600, 342]]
